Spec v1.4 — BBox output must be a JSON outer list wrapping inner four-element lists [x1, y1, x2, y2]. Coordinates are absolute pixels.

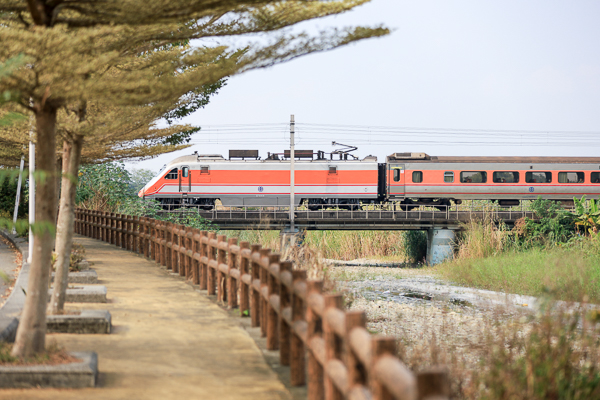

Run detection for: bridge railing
[[75, 208, 450, 400], [157, 203, 536, 223]]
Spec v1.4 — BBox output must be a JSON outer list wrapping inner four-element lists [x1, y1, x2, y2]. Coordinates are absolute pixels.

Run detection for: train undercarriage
[[154, 196, 577, 211]]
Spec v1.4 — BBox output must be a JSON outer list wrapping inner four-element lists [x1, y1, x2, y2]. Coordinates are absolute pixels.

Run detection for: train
[[139, 148, 600, 210]]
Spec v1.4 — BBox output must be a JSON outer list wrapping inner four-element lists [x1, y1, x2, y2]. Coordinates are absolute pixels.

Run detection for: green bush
[[516, 196, 576, 247], [76, 162, 217, 231], [403, 230, 427, 263], [0, 171, 27, 219]]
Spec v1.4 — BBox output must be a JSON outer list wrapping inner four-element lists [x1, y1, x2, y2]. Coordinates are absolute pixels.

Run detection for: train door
[[388, 164, 405, 198], [179, 166, 191, 193]]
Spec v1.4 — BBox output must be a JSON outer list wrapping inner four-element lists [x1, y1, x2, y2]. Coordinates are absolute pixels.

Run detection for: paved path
[[2, 235, 291, 400], [0, 236, 18, 301]]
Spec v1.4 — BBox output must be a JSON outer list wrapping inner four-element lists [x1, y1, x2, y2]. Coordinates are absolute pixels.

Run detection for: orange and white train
[[139, 150, 600, 209]]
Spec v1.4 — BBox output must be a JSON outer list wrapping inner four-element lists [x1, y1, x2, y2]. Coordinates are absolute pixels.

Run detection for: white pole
[[290, 115, 295, 233], [12, 156, 24, 234], [28, 124, 35, 263]]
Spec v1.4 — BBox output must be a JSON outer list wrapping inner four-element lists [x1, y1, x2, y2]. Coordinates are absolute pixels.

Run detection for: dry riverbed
[[327, 265, 532, 372]]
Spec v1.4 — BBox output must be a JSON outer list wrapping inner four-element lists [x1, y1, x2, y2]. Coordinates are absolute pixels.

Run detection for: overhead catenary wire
[[186, 122, 600, 147]]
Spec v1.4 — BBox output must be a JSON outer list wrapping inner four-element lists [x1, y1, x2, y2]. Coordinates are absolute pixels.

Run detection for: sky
[[128, 0, 600, 173]]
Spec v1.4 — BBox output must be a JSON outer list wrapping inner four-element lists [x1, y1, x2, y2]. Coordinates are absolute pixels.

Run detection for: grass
[[438, 245, 600, 302], [436, 215, 600, 303], [220, 229, 408, 261], [0, 341, 78, 366]]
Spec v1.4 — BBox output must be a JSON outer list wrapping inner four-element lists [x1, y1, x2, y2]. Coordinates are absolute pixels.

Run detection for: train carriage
[[139, 151, 380, 208], [140, 149, 600, 209], [387, 153, 600, 208]]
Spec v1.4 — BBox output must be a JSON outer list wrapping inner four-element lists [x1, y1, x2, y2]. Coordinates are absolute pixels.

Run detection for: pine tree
[[0, 0, 388, 358]]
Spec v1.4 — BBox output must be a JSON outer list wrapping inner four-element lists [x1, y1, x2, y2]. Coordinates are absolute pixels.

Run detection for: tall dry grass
[[223, 230, 406, 261], [453, 216, 511, 260], [221, 229, 408, 287], [303, 230, 406, 261]]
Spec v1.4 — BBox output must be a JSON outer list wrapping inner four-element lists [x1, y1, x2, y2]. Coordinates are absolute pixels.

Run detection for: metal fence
[[75, 208, 450, 400]]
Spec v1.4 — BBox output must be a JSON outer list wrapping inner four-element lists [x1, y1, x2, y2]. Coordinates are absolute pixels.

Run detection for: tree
[[0, 0, 388, 358]]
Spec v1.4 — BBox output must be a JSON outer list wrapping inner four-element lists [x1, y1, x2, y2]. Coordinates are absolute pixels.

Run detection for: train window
[[444, 171, 454, 183], [493, 171, 519, 183], [200, 166, 210, 175], [592, 172, 600, 184], [181, 167, 189, 178], [329, 166, 337, 174], [525, 172, 551, 183], [460, 171, 487, 183], [165, 168, 178, 180], [412, 171, 423, 183], [393, 169, 401, 182], [558, 172, 584, 183]]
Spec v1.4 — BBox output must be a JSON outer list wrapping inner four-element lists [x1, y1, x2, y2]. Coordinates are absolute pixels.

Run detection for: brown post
[[118, 213, 124, 248], [120, 214, 126, 249], [103, 212, 108, 242], [161, 222, 173, 269], [91, 210, 96, 239], [132, 216, 139, 253], [200, 231, 208, 290], [98, 211, 103, 241], [151, 220, 158, 263], [266, 253, 280, 351], [186, 227, 194, 279], [324, 294, 344, 400], [111, 212, 116, 245], [179, 226, 187, 277], [259, 248, 271, 338], [279, 261, 293, 366], [115, 213, 119, 246], [171, 224, 179, 273], [227, 237, 238, 309], [106, 212, 111, 243], [345, 311, 368, 391], [290, 270, 307, 387], [416, 367, 450, 400], [371, 337, 397, 400], [124, 215, 130, 250], [87, 210, 92, 238], [207, 232, 217, 295], [307, 280, 325, 400], [141, 218, 148, 258], [192, 229, 201, 285], [110, 213, 119, 246], [239, 241, 250, 316], [250, 244, 262, 327], [216, 234, 227, 302], [160, 221, 166, 266]]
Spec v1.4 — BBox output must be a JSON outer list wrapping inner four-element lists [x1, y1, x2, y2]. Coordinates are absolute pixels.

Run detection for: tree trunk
[[11, 102, 58, 358], [49, 135, 83, 315]]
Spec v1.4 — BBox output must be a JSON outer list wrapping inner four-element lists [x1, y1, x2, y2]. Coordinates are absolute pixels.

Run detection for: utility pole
[[12, 155, 24, 234], [290, 114, 295, 233], [28, 120, 35, 263]]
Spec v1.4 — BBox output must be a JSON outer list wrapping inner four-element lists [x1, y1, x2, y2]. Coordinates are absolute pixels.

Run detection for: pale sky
[[129, 0, 600, 173]]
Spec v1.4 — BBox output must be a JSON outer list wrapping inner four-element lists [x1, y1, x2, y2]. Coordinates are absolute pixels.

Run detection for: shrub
[[403, 230, 427, 263]]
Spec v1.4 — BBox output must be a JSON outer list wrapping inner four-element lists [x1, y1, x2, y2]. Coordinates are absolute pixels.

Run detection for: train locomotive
[[139, 148, 600, 209]]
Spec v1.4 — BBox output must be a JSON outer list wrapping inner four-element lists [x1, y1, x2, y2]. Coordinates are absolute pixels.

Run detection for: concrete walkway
[[2, 235, 291, 400], [0, 236, 18, 301]]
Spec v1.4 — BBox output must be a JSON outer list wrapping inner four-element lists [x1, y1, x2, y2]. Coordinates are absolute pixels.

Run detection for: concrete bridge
[[167, 206, 532, 231], [161, 205, 534, 264]]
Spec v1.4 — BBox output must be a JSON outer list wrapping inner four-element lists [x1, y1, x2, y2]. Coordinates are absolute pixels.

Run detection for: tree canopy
[[0, 0, 388, 359]]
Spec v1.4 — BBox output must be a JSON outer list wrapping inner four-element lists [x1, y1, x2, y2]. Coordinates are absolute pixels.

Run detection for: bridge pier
[[426, 228, 456, 265], [280, 227, 303, 254]]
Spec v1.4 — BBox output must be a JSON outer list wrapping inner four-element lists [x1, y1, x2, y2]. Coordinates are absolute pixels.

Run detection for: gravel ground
[[328, 265, 531, 371]]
